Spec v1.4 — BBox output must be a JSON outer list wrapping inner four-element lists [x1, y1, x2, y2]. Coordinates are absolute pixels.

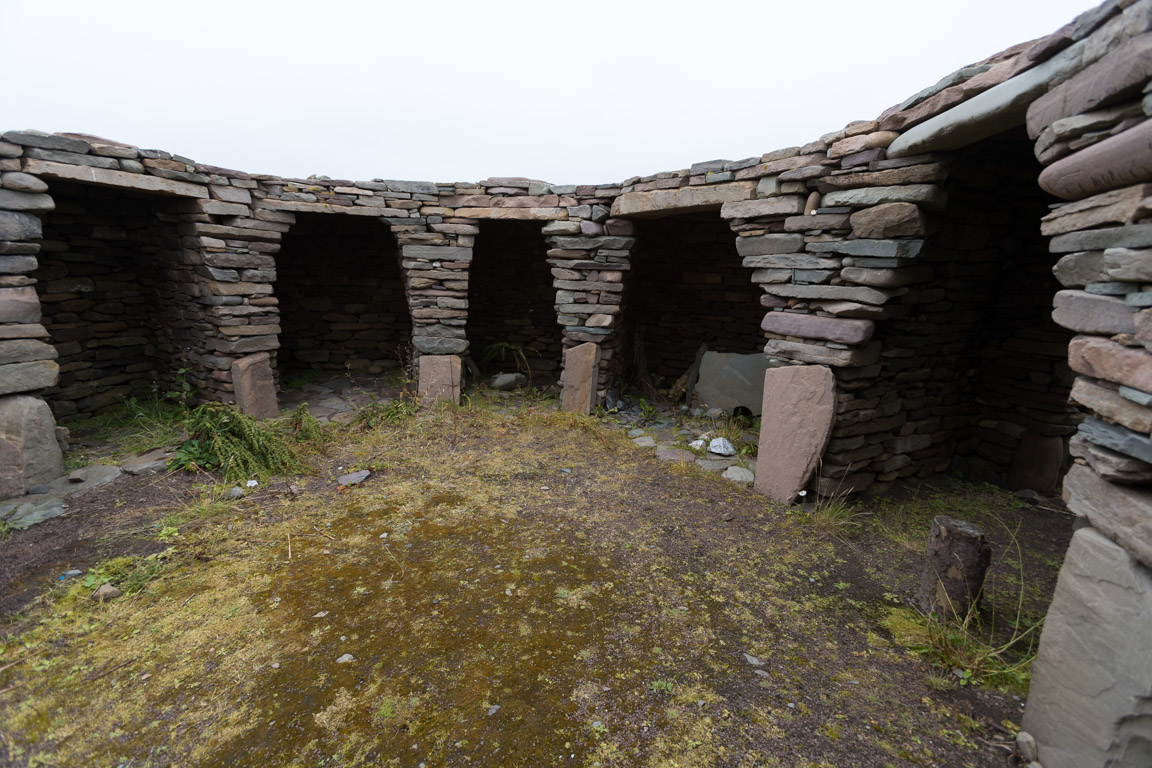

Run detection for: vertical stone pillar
[[178, 188, 285, 410], [399, 241, 472, 393], [546, 222, 633, 406], [0, 156, 63, 497]]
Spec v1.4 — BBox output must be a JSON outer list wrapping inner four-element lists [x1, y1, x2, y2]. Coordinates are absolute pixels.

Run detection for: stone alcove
[[274, 212, 410, 380], [32, 180, 188, 419], [467, 219, 562, 382], [621, 211, 762, 390]]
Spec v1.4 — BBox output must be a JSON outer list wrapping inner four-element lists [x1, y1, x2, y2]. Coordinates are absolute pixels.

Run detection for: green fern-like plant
[[170, 403, 307, 482], [290, 403, 327, 443]]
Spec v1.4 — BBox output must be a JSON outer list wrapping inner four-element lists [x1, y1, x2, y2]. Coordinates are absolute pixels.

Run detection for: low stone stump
[[559, 342, 600, 415], [917, 516, 991, 618], [418, 354, 463, 405], [0, 394, 63, 499], [231, 352, 279, 420]]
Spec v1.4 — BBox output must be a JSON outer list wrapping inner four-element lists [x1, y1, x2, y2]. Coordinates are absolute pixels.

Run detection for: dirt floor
[[0, 394, 1073, 767]]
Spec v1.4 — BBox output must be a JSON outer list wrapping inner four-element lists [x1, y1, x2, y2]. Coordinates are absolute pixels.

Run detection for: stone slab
[[764, 339, 881, 368], [453, 207, 567, 221], [1039, 120, 1152, 200], [762, 283, 898, 306], [1071, 377, 1152, 433], [1063, 462, 1152, 568], [1079, 416, 1152, 464], [21, 159, 208, 198], [418, 354, 462, 406], [232, 352, 279, 420], [47, 464, 121, 497], [693, 352, 775, 416], [719, 196, 805, 219], [735, 234, 806, 257], [0, 211, 41, 242], [1050, 223, 1152, 253], [807, 238, 924, 259], [1, 496, 68, 529], [1052, 289, 1135, 334], [559, 342, 600, 415], [1069, 431, 1152, 484], [609, 182, 755, 218], [840, 265, 933, 288], [1027, 32, 1152, 139], [822, 185, 947, 212], [1053, 250, 1105, 287], [849, 203, 931, 238], [753, 365, 836, 503], [0, 360, 58, 395], [760, 312, 875, 344], [1040, 185, 1152, 236], [1023, 527, 1152, 768], [887, 40, 1087, 158], [1068, 334, 1152, 392], [0, 394, 62, 498]]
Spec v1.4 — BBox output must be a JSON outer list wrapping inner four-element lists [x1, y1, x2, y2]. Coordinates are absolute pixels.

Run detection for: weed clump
[[170, 403, 308, 482]]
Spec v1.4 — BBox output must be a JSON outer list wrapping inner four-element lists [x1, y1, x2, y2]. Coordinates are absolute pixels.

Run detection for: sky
[[7, 0, 1096, 185]]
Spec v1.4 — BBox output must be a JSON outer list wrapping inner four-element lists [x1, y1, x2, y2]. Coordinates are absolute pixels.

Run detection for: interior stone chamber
[[4, 3, 1152, 763]]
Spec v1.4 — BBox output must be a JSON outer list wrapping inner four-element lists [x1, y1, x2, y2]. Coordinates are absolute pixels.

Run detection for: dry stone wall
[[3, 4, 1152, 761]]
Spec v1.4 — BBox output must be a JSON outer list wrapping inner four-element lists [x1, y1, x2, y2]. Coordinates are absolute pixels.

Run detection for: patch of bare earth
[[0, 400, 1070, 767]]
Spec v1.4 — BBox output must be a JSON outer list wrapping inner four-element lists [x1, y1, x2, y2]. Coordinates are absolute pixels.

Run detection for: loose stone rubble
[[2, 1, 1152, 763]]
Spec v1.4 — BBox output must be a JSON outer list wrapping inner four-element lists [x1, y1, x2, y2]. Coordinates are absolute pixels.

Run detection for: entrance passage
[[468, 220, 561, 382], [625, 212, 763, 387], [34, 181, 185, 419], [275, 214, 409, 378], [881, 128, 1079, 490]]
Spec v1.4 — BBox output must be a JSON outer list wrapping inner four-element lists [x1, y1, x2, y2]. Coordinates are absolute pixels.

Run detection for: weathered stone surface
[[1071, 377, 1152, 432], [1052, 250, 1106, 287], [887, 40, 1087, 158], [0, 286, 40, 325], [735, 234, 806, 257], [231, 352, 279, 420], [21, 159, 208, 198], [0, 189, 53, 212], [1040, 120, 1152, 200], [1104, 246, 1152, 282], [762, 283, 898, 306], [1052, 223, 1152, 253], [809, 239, 924, 259], [764, 339, 881, 367], [0, 360, 58, 395], [1023, 527, 1152, 768], [1028, 32, 1152, 139], [0, 339, 56, 365], [1069, 431, 1152, 483], [719, 196, 805, 219], [1041, 185, 1152, 235], [0, 395, 62, 498], [559, 342, 600, 415], [840, 265, 933, 288], [1052, 289, 1135, 333], [1064, 462, 1152, 568], [418, 354, 462, 405], [694, 352, 775, 416], [1006, 433, 1066, 493], [1068, 334, 1152, 391], [0, 172, 48, 193], [453, 207, 566, 221], [849, 203, 931, 238], [0, 210, 42, 241], [2, 130, 89, 153], [760, 312, 875, 344], [823, 185, 947, 211], [609, 182, 755, 218], [827, 131, 899, 158], [1079, 416, 1152, 464], [753, 365, 836, 503]]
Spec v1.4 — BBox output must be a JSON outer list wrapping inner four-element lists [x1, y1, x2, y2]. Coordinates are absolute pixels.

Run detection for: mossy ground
[[0, 395, 1069, 767]]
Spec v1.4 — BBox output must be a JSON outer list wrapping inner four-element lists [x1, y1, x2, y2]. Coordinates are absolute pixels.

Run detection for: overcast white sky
[[8, 0, 1094, 185]]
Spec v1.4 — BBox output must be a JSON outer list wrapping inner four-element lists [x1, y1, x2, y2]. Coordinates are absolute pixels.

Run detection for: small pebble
[[487, 705, 501, 716], [335, 653, 355, 664], [313, 611, 329, 618], [271, 662, 280, 669], [743, 653, 765, 667]]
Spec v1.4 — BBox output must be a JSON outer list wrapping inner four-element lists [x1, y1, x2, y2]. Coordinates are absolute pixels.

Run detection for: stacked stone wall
[[274, 213, 408, 374]]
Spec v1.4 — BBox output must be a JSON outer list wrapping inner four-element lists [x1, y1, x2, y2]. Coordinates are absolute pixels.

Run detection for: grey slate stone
[[1079, 416, 1152, 464], [1, 130, 90, 153], [822, 185, 947, 212], [413, 337, 468, 355], [0, 211, 42, 241], [1050, 224, 1152, 253], [808, 239, 924, 259]]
